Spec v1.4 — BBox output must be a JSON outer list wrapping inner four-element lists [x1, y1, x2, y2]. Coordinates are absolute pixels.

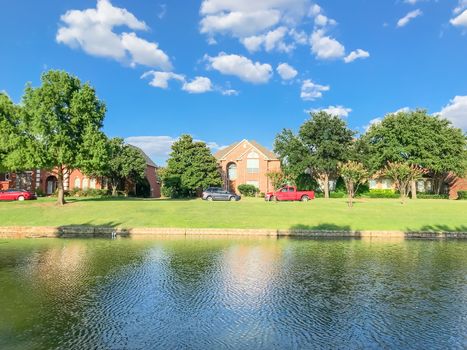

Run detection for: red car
[[0, 189, 37, 201], [265, 185, 315, 202]]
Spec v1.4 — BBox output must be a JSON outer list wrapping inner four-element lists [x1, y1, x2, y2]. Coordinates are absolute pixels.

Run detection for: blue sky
[[1, 0, 466, 164]]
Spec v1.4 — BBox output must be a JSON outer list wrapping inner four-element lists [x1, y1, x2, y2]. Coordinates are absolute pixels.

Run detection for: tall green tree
[[363, 109, 467, 195], [274, 112, 355, 198], [101, 138, 147, 196], [0, 93, 19, 171], [163, 135, 222, 197], [9, 70, 107, 205]]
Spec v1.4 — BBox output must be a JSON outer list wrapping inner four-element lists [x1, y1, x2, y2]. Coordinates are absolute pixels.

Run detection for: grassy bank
[[0, 197, 466, 232]]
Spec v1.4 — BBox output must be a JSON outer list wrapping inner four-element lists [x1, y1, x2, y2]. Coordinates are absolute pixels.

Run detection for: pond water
[[0, 237, 466, 349]]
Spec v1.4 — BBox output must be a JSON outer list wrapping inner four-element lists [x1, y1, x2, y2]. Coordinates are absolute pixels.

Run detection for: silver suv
[[202, 187, 241, 201]]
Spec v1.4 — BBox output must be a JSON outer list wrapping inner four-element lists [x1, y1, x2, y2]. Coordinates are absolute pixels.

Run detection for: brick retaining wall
[[0, 226, 465, 239]]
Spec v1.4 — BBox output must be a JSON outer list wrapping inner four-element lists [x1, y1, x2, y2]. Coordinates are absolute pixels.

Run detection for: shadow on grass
[[65, 196, 199, 203], [57, 221, 125, 238], [290, 223, 354, 231], [407, 224, 467, 233]]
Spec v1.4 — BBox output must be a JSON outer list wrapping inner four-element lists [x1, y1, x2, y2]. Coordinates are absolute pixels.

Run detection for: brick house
[[214, 139, 281, 194], [0, 146, 161, 198], [368, 174, 467, 199]]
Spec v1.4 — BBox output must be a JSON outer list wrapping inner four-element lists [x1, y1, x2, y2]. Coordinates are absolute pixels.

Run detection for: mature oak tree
[[9, 70, 108, 205], [274, 112, 354, 198], [162, 135, 222, 197], [363, 109, 466, 196]]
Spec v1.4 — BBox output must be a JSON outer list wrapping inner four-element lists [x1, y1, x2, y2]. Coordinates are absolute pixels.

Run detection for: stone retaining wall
[[0, 226, 465, 239]]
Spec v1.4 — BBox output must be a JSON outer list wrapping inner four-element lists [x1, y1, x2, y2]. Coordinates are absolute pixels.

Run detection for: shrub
[[35, 188, 45, 197], [330, 191, 346, 198], [417, 193, 449, 199], [237, 184, 259, 197], [457, 191, 467, 200], [366, 189, 399, 198]]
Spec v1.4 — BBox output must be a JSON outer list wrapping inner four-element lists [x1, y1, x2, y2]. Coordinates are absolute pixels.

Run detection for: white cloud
[[397, 9, 423, 28], [344, 49, 370, 63], [182, 76, 213, 94], [438, 96, 467, 130], [241, 26, 294, 53], [199, 0, 310, 51], [276, 63, 298, 80], [393, 107, 411, 114], [205, 53, 273, 84], [57, 0, 172, 70], [221, 89, 239, 96], [451, 10, 467, 27], [125, 136, 226, 164], [454, 0, 467, 14], [308, 105, 352, 118], [310, 29, 345, 60], [300, 79, 330, 100], [141, 71, 185, 89]]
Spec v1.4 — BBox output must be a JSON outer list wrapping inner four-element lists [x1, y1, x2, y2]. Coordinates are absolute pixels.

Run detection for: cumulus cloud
[[300, 79, 330, 101], [308, 4, 368, 63], [199, 0, 310, 52], [276, 63, 298, 80], [205, 53, 273, 84], [125, 136, 226, 164], [141, 71, 185, 89], [182, 76, 213, 94], [344, 49, 370, 63], [308, 105, 352, 118], [364, 117, 382, 131], [56, 0, 172, 70], [397, 9, 423, 28], [438, 96, 467, 130], [454, 0, 467, 14], [451, 10, 467, 27]]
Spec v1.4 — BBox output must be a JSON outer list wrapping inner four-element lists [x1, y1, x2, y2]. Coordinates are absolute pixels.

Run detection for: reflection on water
[[0, 238, 466, 349]]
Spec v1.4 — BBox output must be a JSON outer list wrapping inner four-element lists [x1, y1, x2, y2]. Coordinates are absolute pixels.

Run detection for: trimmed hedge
[[237, 184, 259, 197], [457, 191, 467, 200], [365, 189, 399, 199], [417, 193, 449, 200], [315, 191, 346, 198]]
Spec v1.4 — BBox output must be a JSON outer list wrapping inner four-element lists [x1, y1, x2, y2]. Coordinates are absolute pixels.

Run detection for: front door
[[47, 180, 55, 195]]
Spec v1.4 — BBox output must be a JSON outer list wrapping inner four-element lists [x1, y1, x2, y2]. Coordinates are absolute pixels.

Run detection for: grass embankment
[[0, 197, 466, 232]]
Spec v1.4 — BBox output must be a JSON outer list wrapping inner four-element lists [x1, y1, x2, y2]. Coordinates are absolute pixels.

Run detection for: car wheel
[[206, 196, 213, 201], [230, 196, 236, 201], [301, 195, 309, 202], [17, 195, 25, 201]]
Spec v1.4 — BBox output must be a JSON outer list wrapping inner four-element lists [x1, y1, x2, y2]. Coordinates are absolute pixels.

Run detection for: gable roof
[[214, 140, 278, 160], [128, 144, 157, 168]]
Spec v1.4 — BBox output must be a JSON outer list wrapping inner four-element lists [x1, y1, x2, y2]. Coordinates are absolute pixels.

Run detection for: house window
[[369, 180, 377, 189], [382, 179, 393, 189], [246, 159, 259, 174], [90, 178, 97, 189], [82, 178, 89, 190], [247, 152, 259, 174], [74, 178, 81, 189], [247, 181, 259, 188], [417, 180, 425, 193], [227, 163, 237, 181]]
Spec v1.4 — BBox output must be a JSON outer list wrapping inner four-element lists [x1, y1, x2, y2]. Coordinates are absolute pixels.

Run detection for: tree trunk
[[411, 180, 417, 200], [57, 167, 65, 206], [347, 181, 354, 208], [323, 173, 329, 199], [111, 179, 118, 196]]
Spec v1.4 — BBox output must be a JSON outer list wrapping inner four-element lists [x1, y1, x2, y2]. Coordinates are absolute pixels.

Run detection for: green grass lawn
[[0, 197, 466, 232]]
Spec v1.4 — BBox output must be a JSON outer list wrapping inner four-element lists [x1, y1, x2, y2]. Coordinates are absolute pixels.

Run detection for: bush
[[457, 191, 467, 200], [237, 184, 259, 197], [314, 191, 345, 198], [417, 193, 449, 199], [35, 188, 45, 197], [366, 189, 399, 198]]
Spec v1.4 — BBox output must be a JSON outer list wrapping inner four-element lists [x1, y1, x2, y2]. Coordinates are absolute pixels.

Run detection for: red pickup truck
[[265, 186, 315, 202]]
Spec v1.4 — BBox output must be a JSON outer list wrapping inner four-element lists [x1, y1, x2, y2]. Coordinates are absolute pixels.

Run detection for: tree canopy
[[162, 135, 222, 197], [3, 70, 108, 204], [363, 109, 467, 193], [274, 111, 355, 198]]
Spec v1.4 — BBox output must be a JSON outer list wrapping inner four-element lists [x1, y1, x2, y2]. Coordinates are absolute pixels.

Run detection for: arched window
[[227, 163, 237, 181], [74, 177, 81, 189], [90, 178, 97, 189], [82, 178, 89, 190]]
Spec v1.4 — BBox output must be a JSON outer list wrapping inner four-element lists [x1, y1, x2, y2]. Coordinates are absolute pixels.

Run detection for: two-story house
[[214, 139, 281, 194]]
